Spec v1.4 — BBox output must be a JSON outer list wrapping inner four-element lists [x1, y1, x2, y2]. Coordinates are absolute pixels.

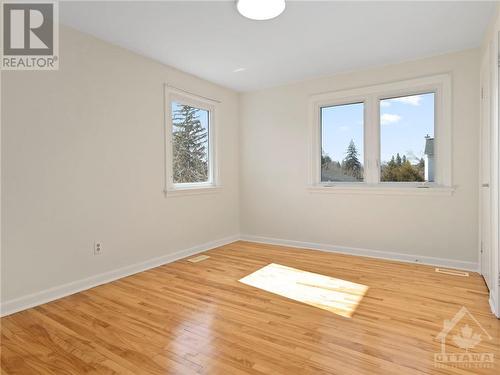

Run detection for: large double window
[[310, 75, 452, 192]]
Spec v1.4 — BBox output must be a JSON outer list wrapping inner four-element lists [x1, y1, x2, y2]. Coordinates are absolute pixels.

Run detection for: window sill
[[164, 185, 222, 197], [307, 184, 455, 196]]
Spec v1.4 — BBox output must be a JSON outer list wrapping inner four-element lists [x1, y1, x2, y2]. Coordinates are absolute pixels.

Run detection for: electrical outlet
[[94, 241, 103, 255]]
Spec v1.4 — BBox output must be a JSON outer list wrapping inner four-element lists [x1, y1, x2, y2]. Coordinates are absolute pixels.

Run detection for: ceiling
[[61, 1, 496, 92]]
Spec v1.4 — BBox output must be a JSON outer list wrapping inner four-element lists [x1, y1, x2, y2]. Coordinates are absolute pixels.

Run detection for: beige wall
[[1, 27, 240, 303], [1, 26, 484, 308], [239, 49, 480, 263]]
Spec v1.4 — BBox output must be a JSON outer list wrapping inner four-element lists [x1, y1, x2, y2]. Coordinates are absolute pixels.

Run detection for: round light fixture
[[237, 0, 286, 21]]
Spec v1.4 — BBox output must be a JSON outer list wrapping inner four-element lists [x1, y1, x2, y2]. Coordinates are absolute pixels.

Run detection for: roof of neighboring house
[[424, 137, 434, 156]]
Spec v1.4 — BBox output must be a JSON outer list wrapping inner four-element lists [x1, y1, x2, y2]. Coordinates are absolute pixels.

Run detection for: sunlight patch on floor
[[239, 263, 368, 318]]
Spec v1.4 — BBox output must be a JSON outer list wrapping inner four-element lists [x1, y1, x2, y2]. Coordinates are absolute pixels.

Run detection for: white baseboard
[[0, 235, 239, 317], [1, 233, 481, 317], [240, 234, 479, 272]]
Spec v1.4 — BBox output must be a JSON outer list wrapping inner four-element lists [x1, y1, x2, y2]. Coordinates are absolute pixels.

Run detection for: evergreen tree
[[417, 158, 425, 169], [399, 159, 424, 182], [381, 156, 397, 181], [172, 104, 208, 183], [417, 158, 425, 180], [381, 153, 424, 182], [343, 140, 362, 179], [321, 150, 332, 168]]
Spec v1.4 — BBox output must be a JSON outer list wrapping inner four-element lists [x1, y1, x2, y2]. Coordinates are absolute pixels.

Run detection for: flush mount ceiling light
[[237, 0, 286, 21]]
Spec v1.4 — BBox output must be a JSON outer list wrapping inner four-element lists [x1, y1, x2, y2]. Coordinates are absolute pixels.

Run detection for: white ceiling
[[61, 1, 496, 92]]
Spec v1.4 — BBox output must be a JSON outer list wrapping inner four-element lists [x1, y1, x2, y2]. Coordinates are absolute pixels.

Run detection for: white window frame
[[164, 85, 220, 197], [308, 74, 454, 195]]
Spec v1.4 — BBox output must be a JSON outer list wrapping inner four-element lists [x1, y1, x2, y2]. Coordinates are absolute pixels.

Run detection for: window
[[165, 86, 219, 195], [380, 93, 435, 183], [309, 74, 452, 194], [321, 102, 364, 182], [171, 101, 210, 184]]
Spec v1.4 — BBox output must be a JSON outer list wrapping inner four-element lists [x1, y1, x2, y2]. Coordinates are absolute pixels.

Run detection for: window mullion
[[364, 95, 379, 184], [373, 95, 381, 184]]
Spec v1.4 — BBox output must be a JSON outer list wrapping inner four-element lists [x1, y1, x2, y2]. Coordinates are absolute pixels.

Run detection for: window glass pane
[[171, 101, 209, 184], [380, 93, 435, 182], [321, 103, 364, 182]]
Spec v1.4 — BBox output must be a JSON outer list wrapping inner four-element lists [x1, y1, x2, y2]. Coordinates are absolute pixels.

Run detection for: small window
[[171, 101, 210, 184], [165, 87, 219, 195], [380, 93, 435, 182], [321, 102, 364, 182]]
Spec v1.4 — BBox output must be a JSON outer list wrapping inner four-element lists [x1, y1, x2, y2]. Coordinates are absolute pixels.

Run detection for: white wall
[[1, 27, 239, 304], [0, 26, 485, 313], [239, 49, 480, 264]]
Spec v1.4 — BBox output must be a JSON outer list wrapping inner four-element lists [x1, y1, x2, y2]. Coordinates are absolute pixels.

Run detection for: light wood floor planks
[[1, 241, 499, 374]]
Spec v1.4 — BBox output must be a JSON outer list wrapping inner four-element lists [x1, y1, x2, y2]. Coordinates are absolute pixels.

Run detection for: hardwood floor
[[1, 241, 499, 374]]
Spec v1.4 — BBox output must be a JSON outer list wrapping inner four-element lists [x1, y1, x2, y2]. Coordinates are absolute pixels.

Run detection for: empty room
[[1, 0, 500, 373]]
